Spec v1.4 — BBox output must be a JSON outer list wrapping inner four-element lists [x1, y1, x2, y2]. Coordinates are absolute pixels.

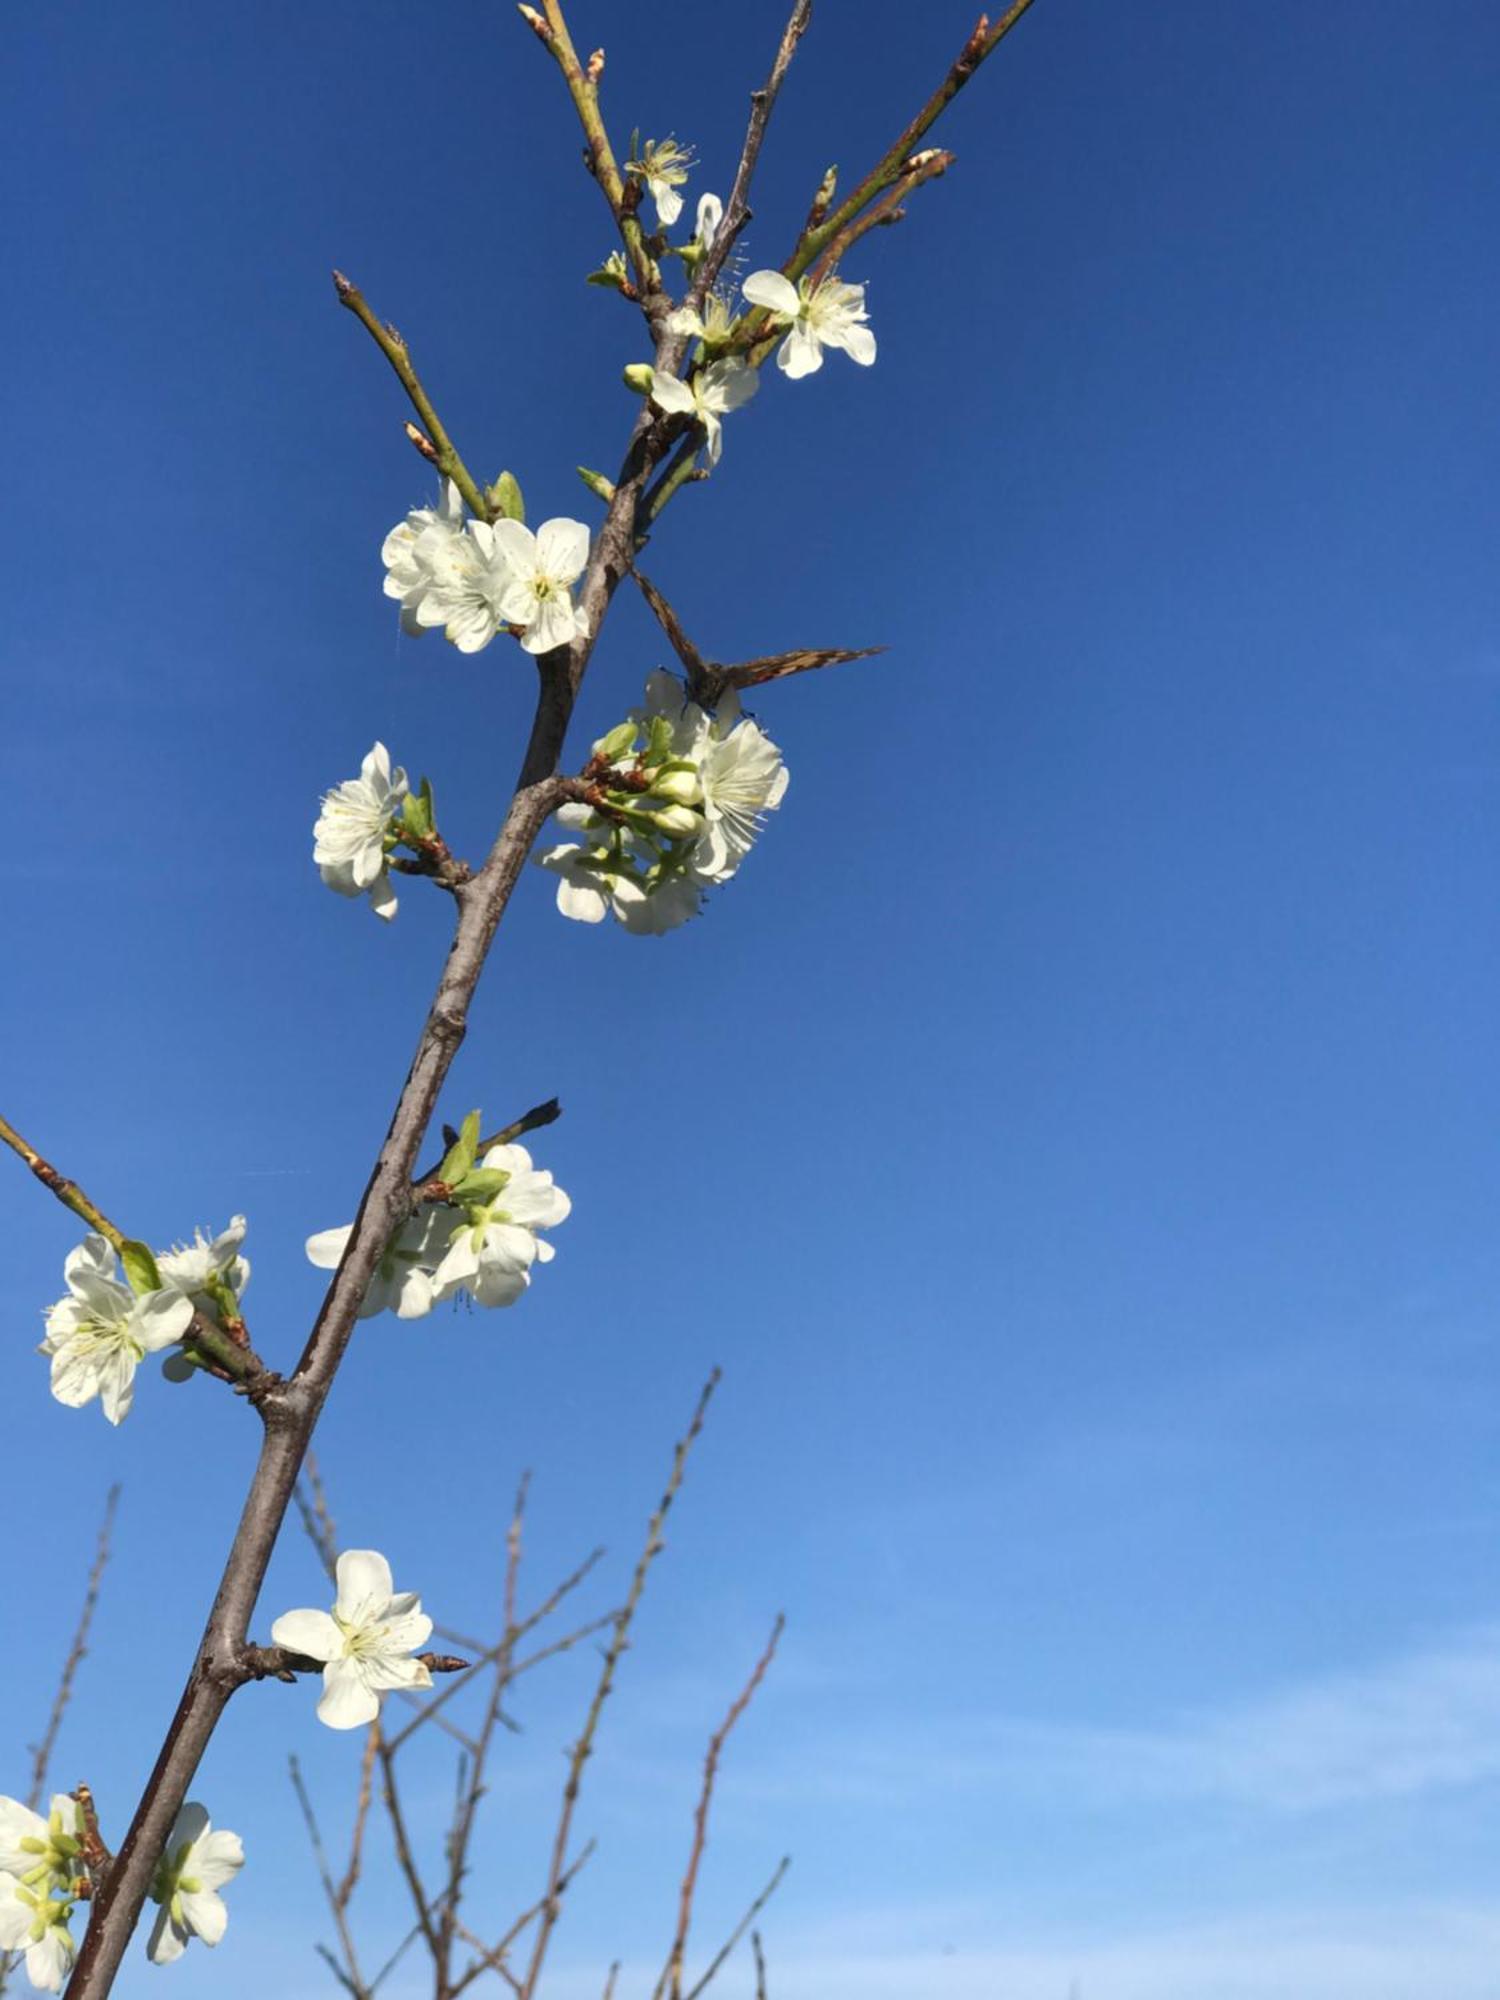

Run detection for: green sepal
[[120, 1239, 162, 1297], [452, 1167, 511, 1204], [439, 1109, 482, 1185], [488, 471, 525, 522]]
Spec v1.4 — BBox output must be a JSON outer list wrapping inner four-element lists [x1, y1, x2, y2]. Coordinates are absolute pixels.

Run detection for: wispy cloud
[[723, 1623, 1500, 1814]]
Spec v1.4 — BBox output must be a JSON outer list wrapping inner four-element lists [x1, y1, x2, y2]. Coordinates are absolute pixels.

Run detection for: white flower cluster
[[306, 1135, 570, 1321], [38, 1218, 249, 1425], [382, 484, 591, 659], [0, 1794, 241, 1987], [537, 671, 789, 935], [272, 1549, 433, 1731]]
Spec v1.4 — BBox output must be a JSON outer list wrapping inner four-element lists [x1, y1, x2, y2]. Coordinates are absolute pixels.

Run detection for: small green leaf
[[120, 1239, 162, 1297], [439, 1109, 482, 1185], [452, 1167, 511, 1203], [489, 471, 525, 522]]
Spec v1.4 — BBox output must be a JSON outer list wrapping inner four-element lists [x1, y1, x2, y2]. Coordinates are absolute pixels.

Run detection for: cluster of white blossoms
[[0, 1794, 240, 1986], [306, 1124, 570, 1321], [272, 1549, 433, 1731], [38, 1217, 249, 1425], [537, 670, 789, 934], [382, 485, 591, 659]]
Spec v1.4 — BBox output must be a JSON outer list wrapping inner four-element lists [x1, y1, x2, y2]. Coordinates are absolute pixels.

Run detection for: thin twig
[[751, 1929, 768, 2000], [657, 1618, 785, 2000], [517, 1374, 722, 2000], [27, 1486, 119, 1809], [681, 1860, 790, 2000], [449, 1841, 596, 1999], [289, 1755, 370, 2000], [333, 273, 490, 519]]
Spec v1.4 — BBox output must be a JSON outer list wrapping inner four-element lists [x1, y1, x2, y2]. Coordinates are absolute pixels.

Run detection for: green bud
[[645, 714, 676, 766], [576, 466, 616, 504], [649, 804, 703, 839], [120, 1239, 162, 1297], [452, 1166, 511, 1203], [402, 786, 434, 841], [439, 1109, 482, 1186], [595, 720, 639, 764], [651, 766, 702, 807], [487, 471, 525, 522], [622, 362, 655, 395]]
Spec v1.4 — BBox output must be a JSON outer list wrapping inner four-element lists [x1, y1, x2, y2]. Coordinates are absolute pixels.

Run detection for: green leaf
[[489, 471, 525, 522], [439, 1109, 482, 1185], [120, 1239, 162, 1297], [452, 1167, 511, 1203]]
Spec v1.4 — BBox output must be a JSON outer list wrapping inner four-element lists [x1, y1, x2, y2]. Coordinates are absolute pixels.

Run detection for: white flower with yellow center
[[649, 357, 758, 466], [432, 1143, 572, 1309], [39, 1236, 194, 1425], [630, 137, 693, 228], [740, 269, 877, 379], [691, 690, 790, 882], [313, 742, 408, 921], [0, 1879, 75, 1994], [484, 518, 591, 655], [271, 1549, 434, 1730], [145, 1803, 244, 1966], [0, 1797, 82, 1895]]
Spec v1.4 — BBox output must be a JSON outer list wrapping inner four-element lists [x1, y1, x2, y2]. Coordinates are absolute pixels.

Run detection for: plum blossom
[[0, 1797, 82, 1893], [271, 1550, 433, 1730], [629, 137, 693, 228], [0, 1879, 75, 1994], [740, 269, 876, 378], [431, 1143, 572, 1308], [649, 358, 758, 466], [39, 1236, 194, 1425], [156, 1216, 250, 1305], [690, 691, 790, 881], [381, 478, 468, 634], [313, 743, 408, 921], [305, 1206, 456, 1322], [145, 1802, 244, 1966], [483, 519, 591, 655]]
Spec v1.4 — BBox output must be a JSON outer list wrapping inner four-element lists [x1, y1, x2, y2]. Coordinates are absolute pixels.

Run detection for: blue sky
[[3, 0, 1500, 1994]]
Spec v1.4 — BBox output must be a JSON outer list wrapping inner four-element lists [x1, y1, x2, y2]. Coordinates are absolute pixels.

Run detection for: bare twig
[[656, 1618, 785, 2000], [449, 1841, 596, 1999], [26, 1487, 119, 1810], [516, 1373, 721, 2000], [289, 1755, 371, 2000], [682, 1860, 790, 2000], [751, 1929, 769, 2000]]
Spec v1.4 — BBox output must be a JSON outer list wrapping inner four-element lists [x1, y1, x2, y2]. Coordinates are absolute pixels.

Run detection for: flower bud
[[650, 767, 703, 806], [594, 720, 639, 764], [622, 363, 656, 395], [648, 804, 703, 839], [576, 466, 616, 504]]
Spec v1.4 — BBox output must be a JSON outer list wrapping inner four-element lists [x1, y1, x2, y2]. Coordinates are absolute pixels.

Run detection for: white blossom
[[664, 289, 737, 346], [537, 835, 656, 927], [0, 1879, 74, 1994], [431, 1143, 571, 1308], [313, 743, 408, 921], [740, 269, 876, 378], [691, 690, 790, 882], [484, 519, 591, 655], [305, 1206, 456, 1322], [39, 1236, 194, 1425], [631, 137, 693, 228], [649, 358, 758, 466], [381, 478, 468, 634], [0, 1798, 82, 1893], [412, 518, 519, 655], [692, 191, 723, 253], [145, 1802, 244, 1966], [271, 1549, 433, 1731], [156, 1216, 250, 1304]]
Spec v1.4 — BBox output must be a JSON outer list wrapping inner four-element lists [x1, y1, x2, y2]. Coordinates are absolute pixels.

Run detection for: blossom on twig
[[741, 269, 877, 378], [271, 1549, 433, 1730], [155, 1216, 250, 1305], [304, 1206, 455, 1322], [628, 136, 693, 228], [0, 1878, 75, 1993], [145, 1803, 243, 1966], [313, 743, 409, 921], [483, 518, 591, 655], [431, 1142, 572, 1308], [0, 1797, 82, 1895], [39, 1236, 194, 1425], [649, 357, 758, 466], [381, 477, 468, 635]]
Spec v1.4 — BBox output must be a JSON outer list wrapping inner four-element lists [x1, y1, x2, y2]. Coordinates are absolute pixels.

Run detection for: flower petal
[[742, 269, 799, 317], [269, 1608, 342, 1661]]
